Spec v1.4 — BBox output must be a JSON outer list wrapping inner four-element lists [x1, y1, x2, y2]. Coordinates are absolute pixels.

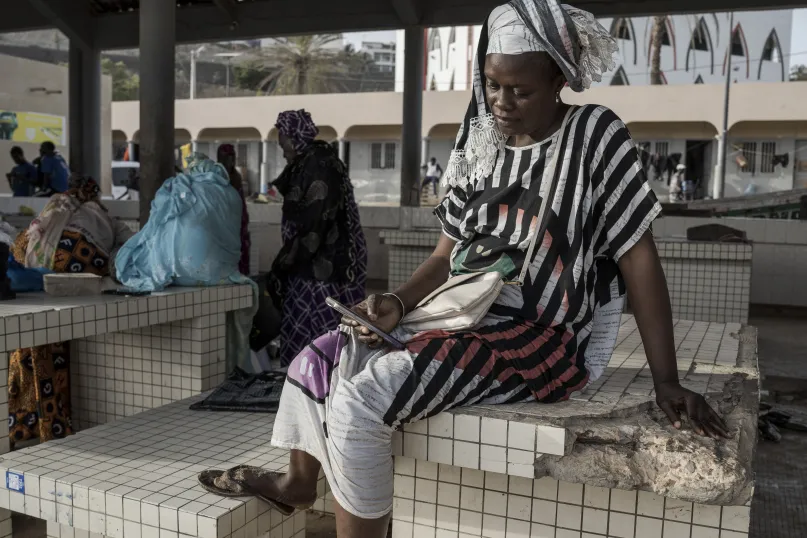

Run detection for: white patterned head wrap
[[441, 0, 618, 190]]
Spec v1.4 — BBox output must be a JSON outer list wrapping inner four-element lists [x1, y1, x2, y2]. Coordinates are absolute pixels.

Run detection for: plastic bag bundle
[[115, 157, 244, 291], [115, 156, 259, 373]]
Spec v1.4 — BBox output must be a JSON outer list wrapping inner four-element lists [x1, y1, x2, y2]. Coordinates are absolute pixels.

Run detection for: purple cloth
[[275, 110, 319, 153], [279, 199, 366, 366]]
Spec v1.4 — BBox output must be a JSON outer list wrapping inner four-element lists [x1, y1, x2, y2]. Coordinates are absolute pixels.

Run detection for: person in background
[[669, 164, 684, 203], [269, 109, 367, 366], [217, 144, 251, 275], [8, 175, 134, 446], [6, 146, 37, 197], [681, 166, 695, 201], [38, 141, 69, 193], [422, 157, 443, 197]]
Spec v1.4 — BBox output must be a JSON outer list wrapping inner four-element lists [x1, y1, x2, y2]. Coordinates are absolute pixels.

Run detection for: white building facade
[[393, 10, 796, 201], [361, 41, 397, 73]]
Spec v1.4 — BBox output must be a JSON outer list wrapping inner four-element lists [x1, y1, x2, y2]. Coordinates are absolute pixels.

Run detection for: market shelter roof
[[9, 0, 807, 51]]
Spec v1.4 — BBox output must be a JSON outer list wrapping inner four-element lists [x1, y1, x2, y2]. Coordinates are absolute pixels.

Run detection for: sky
[[346, 8, 807, 70]]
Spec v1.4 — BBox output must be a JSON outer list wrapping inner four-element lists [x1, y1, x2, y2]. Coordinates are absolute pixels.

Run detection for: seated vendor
[[7, 175, 134, 446], [203, 2, 729, 536]]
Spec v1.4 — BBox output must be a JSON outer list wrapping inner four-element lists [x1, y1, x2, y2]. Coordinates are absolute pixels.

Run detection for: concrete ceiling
[[8, 0, 807, 51]]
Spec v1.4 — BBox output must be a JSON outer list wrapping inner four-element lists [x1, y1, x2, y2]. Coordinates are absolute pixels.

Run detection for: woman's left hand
[[655, 381, 731, 439]]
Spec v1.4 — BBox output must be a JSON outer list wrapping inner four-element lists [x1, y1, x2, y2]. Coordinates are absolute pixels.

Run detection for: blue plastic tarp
[[115, 157, 258, 372]]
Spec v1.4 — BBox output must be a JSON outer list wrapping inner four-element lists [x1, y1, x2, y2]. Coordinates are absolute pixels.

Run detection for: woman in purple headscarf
[[269, 109, 367, 366]]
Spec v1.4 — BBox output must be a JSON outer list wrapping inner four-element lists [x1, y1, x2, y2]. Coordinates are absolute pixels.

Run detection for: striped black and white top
[[435, 104, 661, 384]]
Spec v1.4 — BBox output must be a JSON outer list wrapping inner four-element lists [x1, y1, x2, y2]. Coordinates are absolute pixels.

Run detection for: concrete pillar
[[400, 28, 425, 207], [139, 0, 176, 225], [338, 139, 347, 162], [127, 140, 136, 161], [68, 43, 102, 182], [260, 139, 272, 193], [191, 140, 199, 153], [421, 138, 430, 166]]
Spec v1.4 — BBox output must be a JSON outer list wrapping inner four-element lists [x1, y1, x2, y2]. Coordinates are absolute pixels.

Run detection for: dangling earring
[[555, 92, 561, 103]]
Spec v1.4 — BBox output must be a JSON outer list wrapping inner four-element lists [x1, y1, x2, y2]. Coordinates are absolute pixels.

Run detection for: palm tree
[[258, 35, 348, 95], [649, 16, 665, 85]]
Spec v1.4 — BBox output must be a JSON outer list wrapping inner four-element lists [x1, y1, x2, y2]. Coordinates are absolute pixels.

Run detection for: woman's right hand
[[342, 294, 405, 347]]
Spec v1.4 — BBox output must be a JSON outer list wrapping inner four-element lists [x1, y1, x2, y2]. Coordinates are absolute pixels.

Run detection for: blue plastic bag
[[115, 156, 259, 372], [115, 158, 245, 291], [7, 257, 52, 292]]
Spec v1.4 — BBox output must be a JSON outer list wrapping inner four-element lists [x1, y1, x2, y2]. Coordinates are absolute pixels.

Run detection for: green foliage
[[791, 65, 807, 82], [102, 58, 139, 101]]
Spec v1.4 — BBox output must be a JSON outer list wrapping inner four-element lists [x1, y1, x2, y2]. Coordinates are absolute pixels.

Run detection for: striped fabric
[[436, 104, 661, 390]]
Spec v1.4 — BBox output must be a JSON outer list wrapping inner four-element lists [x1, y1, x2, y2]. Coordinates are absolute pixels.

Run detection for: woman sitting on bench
[[202, 1, 729, 536]]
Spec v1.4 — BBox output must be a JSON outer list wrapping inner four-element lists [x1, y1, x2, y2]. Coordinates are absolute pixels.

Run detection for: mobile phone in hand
[[326, 297, 405, 350]]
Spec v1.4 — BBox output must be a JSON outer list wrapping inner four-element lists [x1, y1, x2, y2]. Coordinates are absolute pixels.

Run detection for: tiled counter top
[[0, 396, 303, 538], [392, 317, 759, 538], [0, 286, 253, 353]]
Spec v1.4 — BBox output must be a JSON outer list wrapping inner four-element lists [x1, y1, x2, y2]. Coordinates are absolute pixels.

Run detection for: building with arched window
[[396, 10, 792, 91], [390, 10, 795, 202]]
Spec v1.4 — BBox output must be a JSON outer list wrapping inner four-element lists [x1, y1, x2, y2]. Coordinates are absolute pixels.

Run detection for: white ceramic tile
[[636, 516, 664, 538], [533, 478, 558, 502], [461, 487, 484, 513], [438, 483, 461, 509], [720, 506, 750, 532], [664, 499, 692, 523], [480, 418, 508, 447], [583, 486, 609, 510], [392, 498, 415, 523], [506, 494, 531, 522], [556, 504, 581, 531], [692, 504, 721, 528], [453, 415, 480, 443], [429, 438, 454, 466], [415, 479, 438, 505], [483, 491, 507, 517], [484, 473, 508, 494], [506, 422, 535, 452], [436, 505, 459, 531], [504, 518, 531, 538], [581, 508, 608, 534], [481, 514, 506, 538], [429, 414, 454, 438], [535, 426, 565, 456], [404, 434, 428, 461], [453, 442, 480, 470], [458, 510, 483, 536], [637, 491, 665, 519], [530, 523, 556, 538], [609, 489, 636, 514], [662, 520, 691, 538], [557, 483, 583, 505], [417, 461, 439, 481], [717, 530, 748, 538], [691, 526, 720, 538], [608, 512, 635, 538]]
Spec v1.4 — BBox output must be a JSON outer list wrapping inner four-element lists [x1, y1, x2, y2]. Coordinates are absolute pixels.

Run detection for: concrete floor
[[11, 312, 807, 538]]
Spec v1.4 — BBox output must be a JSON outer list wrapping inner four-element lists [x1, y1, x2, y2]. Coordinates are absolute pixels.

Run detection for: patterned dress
[[271, 105, 661, 518], [270, 141, 367, 366], [8, 179, 134, 445]]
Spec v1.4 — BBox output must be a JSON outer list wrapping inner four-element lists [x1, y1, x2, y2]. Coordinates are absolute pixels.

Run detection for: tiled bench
[[0, 285, 253, 436], [390, 317, 759, 538], [1, 397, 303, 538], [0, 286, 254, 538]]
